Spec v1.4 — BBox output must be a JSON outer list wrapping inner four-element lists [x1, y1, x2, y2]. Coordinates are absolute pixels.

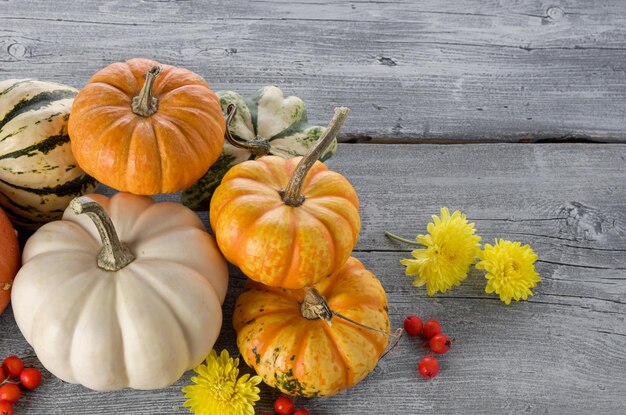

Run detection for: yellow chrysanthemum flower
[[387, 207, 482, 295], [182, 349, 262, 415], [476, 239, 541, 305]]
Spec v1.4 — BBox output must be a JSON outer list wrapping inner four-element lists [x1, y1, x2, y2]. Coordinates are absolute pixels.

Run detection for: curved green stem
[[384, 231, 422, 246], [224, 103, 271, 157]]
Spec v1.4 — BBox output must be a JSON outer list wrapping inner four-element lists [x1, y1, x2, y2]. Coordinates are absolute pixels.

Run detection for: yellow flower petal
[[476, 239, 541, 305], [398, 207, 481, 295], [182, 349, 262, 415]]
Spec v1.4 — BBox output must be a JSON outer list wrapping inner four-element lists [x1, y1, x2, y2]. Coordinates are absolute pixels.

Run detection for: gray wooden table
[[1, 1, 625, 414]]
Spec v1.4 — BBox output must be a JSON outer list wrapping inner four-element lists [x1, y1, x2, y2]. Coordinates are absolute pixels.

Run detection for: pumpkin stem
[[301, 287, 334, 322], [281, 107, 349, 207], [131, 66, 162, 117], [300, 287, 390, 336], [224, 104, 271, 157], [70, 196, 136, 271]]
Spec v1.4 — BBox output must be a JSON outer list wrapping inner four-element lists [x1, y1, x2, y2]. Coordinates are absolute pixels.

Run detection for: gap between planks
[[339, 136, 624, 144]]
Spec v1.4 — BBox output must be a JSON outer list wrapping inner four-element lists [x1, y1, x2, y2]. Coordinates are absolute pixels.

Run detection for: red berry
[[1, 357, 23, 379], [422, 320, 442, 339], [0, 401, 13, 415], [294, 410, 311, 415], [429, 334, 452, 354], [0, 367, 4, 381], [20, 368, 42, 390], [403, 315, 423, 337], [418, 356, 439, 379], [274, 396, 295, 415], [0, 384, 20, 404]]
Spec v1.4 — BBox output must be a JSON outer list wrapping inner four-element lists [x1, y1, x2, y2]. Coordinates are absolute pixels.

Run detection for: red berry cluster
[[404, 316, 454, 379], [0, 356, 42, 415], [263, 396, 310, 415]]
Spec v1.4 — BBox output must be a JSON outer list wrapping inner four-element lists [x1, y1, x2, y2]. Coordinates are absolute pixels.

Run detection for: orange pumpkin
[[0, 206, 19, 314], [210, 108, 358, 289], [233, 257, 390, 397], [68, 58, 225, 195]]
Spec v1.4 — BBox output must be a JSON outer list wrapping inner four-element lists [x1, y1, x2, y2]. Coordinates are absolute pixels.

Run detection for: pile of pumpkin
[[0, 58, 390, 398]]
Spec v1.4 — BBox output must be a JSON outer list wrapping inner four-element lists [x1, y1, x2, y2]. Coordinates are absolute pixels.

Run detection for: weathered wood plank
[[1, 143, 625, 414], [1, 0, 625, 142]]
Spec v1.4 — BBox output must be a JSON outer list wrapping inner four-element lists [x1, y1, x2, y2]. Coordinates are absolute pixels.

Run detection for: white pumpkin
[[11, 192, 228, 391]]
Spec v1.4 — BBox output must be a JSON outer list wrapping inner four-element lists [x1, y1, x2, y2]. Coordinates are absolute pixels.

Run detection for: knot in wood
[[7, 42, 27, 60], [559, 201, 609, 242], [546, 6, 565, 21]]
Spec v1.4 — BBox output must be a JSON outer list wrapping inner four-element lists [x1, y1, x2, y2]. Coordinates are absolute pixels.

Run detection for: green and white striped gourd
[[0, 79, 97, 229], [182, 86, 337, 209]]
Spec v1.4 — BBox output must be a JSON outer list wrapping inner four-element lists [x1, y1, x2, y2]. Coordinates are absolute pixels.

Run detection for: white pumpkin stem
[[70, 196, 136, 271], [281, 107, 349, 207], [224, 103, 271, 157], [131, 66, 162, 117]]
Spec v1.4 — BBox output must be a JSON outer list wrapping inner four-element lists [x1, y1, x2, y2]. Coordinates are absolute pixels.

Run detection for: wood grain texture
[[1, 143, 625, 414], [0, 0, 625, 142]]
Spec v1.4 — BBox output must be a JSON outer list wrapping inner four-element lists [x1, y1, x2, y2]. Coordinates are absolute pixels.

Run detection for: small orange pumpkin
[[0, 206, 19, 314], [210, 107, 358, 289], [233, 257, 390, 397], [68, 58, 225, 195]]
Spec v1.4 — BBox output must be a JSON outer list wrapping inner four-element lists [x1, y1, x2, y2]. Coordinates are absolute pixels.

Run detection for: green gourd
[[0, 79, 97, 228], [182, 86, 337, 209]]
